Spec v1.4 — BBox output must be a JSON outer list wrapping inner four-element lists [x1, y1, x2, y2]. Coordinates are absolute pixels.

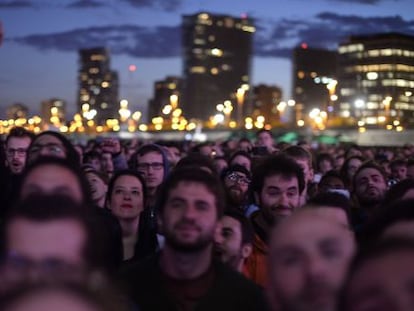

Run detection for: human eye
[[169, 198, 185, 209], [131, 189, 141, 196], [267, 188, 281, 196], [287, 190, 298, 197], [320, 240, 342, 259], [278, 252, 302, 267], [114, 188, 124, 195], [196, 201, 210, 211]]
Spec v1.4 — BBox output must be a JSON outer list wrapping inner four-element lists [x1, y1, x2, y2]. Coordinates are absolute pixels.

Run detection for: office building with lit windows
[[338, 33, 414, 127], [41, 98, 66, 126], [292, 44, 338, 118], [181, 12, 255, 122], [78, 47, 119, 125], [148, 76, 183, 122]]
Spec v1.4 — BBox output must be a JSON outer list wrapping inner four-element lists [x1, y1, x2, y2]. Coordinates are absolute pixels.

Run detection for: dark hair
[[17, 156, 93, 206], [339, 155, 365, 187], [83, 151, 102, 164], [5, 126, 35, 146], [27, 131, 80, 168], [156, 167, 225, 218], [1, 194, 104, 270], [389, 158, 407, 169], [281, 145, 313, 167], [228, 150, 252, 167], [105, 169, 147, 208], [382, 179, 414, 206], [251, 154, 306, 195], [83, 167, 109, 185], [338, 237, 414, 311], [223, 211, 254, 245], [174, 152, 217, 176], [129, 143, 169, 174], [307, 191, 352, 227], [360, 198, 414, 247], [318, 170, 346, 189], [316, 152, 334, 170]]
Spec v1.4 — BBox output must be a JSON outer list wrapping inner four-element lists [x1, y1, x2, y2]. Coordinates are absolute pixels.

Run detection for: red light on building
[[241, 13, 248, 19], [301, 43, 308, 49], [128, 64, 137, 72]]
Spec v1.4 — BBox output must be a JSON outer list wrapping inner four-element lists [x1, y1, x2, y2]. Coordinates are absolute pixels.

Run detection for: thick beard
[[163, 227, 214, 253]]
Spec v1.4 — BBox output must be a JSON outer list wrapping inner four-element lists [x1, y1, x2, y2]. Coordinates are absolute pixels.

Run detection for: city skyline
[[0, 0, 413, 120]]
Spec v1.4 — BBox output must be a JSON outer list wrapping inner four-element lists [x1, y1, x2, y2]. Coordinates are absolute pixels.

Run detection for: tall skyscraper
[[292, 44, 338, 117], [181, 12, 255, 122], [338, 33, 414, 127], [148, 76, 183, 122], [78, 47, 119, 125]]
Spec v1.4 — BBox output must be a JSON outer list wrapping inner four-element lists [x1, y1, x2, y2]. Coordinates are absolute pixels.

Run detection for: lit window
[[367, 72, 378, 80], [211, 68, 219, 75]]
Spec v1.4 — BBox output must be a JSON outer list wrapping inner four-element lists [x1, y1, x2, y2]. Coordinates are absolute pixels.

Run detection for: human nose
[[305, 256, 326, 280]]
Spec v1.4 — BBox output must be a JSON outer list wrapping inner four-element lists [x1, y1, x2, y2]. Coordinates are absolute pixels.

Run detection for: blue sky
[[0, 0, 413, 119]]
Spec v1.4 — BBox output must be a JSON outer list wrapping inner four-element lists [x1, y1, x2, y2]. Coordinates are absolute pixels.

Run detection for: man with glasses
[[131, 144, 170, 208], [222, 165, 258, 217], [1, 127, 34, 219], [4, 126, 34, 175]]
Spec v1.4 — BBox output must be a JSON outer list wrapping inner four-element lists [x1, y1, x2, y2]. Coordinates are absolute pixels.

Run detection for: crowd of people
[[1, 126, 414, 311]]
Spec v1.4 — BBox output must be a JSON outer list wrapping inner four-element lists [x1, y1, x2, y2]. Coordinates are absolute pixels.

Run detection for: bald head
[[267, 209, 355, 311]]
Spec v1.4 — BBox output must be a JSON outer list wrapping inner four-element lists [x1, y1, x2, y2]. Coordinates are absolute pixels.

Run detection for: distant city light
[[128, 64, 137, 72], [301, 43, 308, 49]]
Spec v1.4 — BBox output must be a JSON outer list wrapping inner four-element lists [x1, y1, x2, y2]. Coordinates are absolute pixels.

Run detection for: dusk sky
[[0, 0, 413, 119]]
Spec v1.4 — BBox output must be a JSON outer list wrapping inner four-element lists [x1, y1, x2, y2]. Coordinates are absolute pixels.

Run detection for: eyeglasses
[[226, 172, 251, 185], [6, 148, 27, 157], [137, 162, 164, 171], [30, 143, 65, 156]]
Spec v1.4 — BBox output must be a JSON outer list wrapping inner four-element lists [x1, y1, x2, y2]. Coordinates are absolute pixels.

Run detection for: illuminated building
[[6, 103, 28, 120], [41, 98, 66, 125], [148, 76, 183, 121], [78, 47, 119, 125], [182, 12, 255, 121], [292, 44, 338, 116], [338, 33, 414, 126], [251, 84, 283, 125]]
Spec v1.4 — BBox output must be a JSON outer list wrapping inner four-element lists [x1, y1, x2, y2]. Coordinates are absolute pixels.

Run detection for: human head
[[281, 145, 314, 185], [406, 158, 414, 179], [256, 129, 274, 150], [27, 131, 80, 168], [5, 127, 34, 175], [214, 211, 253, 272], [130, 144, 169, 193], [340, 155, 364, 189], [212, 156, 228, 175], [17, 157, 92, 206], [390, 158, 407, 181], [105, 170, 146, 221], [174, 152, 217, 176], [156, 168, 225, 252], [83, 168, 108, 208], [268, 209, 355, 311], [0, 194, 103, 273], [307, 192, 353, 228], [316, 152, 334, 175], [252, 155, 305, 225], [382, 178, 414, 207], [318, 170, 347, 194], [339, 238, 414, 311], [353, 161, 388, 209], [83, 151, 102, 172], [221, 164, 251, 208], [229, 150, 252, 172]]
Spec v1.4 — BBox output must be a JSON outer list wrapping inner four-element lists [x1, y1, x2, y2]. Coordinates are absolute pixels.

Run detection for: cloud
[[121, 0, 183, 11], [254, 13, 414, 58], [0, 0, 34, 8], [66, 0, 106, 8], [11, 24, 181, 57], [9, 13, 414, 59]]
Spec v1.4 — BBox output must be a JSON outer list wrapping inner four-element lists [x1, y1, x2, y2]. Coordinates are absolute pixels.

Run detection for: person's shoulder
[[214, 261, 261, 292]]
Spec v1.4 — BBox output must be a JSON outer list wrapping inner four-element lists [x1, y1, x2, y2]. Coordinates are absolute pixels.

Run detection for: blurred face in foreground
[[267, 209, 355, 311], [344, 249, 414, 311]]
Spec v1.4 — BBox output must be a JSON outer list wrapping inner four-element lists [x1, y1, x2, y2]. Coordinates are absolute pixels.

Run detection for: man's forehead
[[264, 173, 298, 185]]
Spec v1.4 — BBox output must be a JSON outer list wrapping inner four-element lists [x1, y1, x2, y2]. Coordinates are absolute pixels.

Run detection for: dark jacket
[[118, 254, 268, 311]]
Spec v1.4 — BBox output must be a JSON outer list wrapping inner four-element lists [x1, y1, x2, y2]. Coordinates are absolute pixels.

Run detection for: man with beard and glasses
[[222, 165, 258, 217], [352, 161, 388, 232], [267, 208, 355, 311], [245, 155, 305, 288], [118, 168, 267, 311]]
